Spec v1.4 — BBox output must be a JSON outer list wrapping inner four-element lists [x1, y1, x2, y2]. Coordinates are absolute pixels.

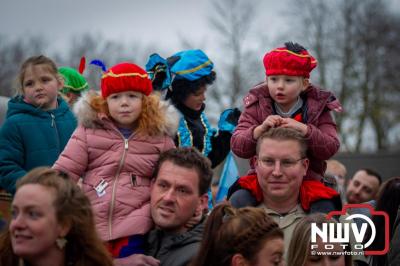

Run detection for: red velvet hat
[[101, 62, 153, 98], [263, 44, 317, 78]]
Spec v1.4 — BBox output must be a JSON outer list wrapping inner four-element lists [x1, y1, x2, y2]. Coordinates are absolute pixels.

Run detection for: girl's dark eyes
[[24, 81, 33, 87], [29, 211, 40, 219], [308, 256, 321, 262], [330, 254, 341, 260], [11, 209, 18, 219], [11, 209, 41, 219]]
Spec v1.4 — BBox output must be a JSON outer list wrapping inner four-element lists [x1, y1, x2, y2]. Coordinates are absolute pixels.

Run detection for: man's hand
[[114, 254, 160, 266]]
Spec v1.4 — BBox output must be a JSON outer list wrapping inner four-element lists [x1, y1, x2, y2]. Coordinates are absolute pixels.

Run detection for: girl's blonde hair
[[89, 92, 166, 136], [16, 55, 62, 95], [287, 213, 353, 266]]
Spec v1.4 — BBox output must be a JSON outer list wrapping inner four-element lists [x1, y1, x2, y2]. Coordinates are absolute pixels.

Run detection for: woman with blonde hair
[[191, 203, 284, 266], [287, 213, 352, 266], [0, 167, 113, 266]]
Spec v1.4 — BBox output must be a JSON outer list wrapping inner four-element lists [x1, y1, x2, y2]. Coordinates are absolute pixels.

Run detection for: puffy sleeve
[[53, 126, 89, 182], [0, 120, 26, 194]]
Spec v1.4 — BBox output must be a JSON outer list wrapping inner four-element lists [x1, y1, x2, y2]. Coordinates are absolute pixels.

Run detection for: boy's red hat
[[263, 46, 317, 78], [101, 62, 152, 98]]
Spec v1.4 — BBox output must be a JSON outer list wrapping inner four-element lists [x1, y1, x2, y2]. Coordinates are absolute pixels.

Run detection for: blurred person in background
[[345, 169, 381, 205], [325, 159, 347, 203]]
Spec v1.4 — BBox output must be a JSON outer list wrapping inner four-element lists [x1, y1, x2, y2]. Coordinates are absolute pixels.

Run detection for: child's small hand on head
[[279, 117, 308, 136], [253, 115, 283, 139], [263, 115, 284, 129], [184, 207, 204, 230]]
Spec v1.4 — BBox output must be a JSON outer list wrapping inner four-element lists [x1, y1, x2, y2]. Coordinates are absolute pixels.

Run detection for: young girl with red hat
[[229, 42, 343, 212], [53, 62, 177, 260]]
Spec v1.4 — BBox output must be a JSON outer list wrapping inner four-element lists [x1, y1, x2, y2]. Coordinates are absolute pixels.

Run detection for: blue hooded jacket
[[0, 96, 76, 194]]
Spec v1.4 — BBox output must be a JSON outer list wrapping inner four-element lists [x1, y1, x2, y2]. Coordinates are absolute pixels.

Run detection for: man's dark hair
[[153, 147, 213, 195], [359, 168, 383, 185], [165, 71, 216, 106]]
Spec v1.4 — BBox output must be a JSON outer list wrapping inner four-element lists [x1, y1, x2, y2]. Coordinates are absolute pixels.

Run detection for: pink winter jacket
[[231, 82, 341, 180], [53, 94, 178, 241]]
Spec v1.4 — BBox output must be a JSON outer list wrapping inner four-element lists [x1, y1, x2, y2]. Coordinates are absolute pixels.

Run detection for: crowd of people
[[0, 42, 398, 266]]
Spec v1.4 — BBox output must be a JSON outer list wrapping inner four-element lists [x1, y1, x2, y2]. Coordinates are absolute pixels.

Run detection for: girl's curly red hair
[[89, 92, 167, 137]]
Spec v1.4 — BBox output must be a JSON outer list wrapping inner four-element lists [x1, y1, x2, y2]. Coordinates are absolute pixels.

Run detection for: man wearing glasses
[[241, 128, 367, 264], [254, 127, 309, 250]]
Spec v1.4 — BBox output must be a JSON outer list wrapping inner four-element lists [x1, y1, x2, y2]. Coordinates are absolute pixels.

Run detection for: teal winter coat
[[0, 96, 76, 194]]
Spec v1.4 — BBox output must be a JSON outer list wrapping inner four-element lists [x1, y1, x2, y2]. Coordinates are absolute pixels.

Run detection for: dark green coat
[[0, 96, 76, 194]]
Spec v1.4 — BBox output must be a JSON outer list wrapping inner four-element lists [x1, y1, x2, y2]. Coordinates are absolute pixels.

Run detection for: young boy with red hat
[[229, 42, 343, 212], [53, 62, 177, 260]]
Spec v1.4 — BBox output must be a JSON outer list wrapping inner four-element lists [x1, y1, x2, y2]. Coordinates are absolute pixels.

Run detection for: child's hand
[[263, 115, 284, 129], [279, 118, 308, 136], [184, 210, 203, 230], [253, 115, 283, 139]]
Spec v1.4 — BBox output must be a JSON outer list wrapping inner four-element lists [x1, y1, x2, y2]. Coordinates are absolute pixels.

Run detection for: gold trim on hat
[[102, 70, 148, 79], [175, 60, 213, 75], [273, 48, 317, 62], [64, 82, 89, 91]]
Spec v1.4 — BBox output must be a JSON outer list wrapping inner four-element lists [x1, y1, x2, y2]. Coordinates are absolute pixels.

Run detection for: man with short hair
[[346, 168, 382, 204], [120, 147, 212, 266], [233, 128, 365, 264], [253, 127, 309, 248]]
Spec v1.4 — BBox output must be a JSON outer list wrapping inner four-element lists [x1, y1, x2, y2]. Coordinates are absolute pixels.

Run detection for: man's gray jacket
[[146, 218, 205, 266]]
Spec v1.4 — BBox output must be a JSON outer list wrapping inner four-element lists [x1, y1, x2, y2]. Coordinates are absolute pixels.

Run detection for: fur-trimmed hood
[[72, 90, 179, 137]]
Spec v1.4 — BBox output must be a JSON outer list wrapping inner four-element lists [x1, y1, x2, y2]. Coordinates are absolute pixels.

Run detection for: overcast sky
[[1, 0, 399, 51], [0, 0, 202, 48], [0, 0, 292, 56]]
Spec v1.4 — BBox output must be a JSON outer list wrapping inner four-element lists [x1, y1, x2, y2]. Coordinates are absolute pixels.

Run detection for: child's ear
[[57, 75, 65, 90], [302, 78, 310, 90]]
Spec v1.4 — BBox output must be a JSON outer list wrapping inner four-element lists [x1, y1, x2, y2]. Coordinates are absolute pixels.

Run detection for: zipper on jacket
[[50, 113, 55, 127], [108, 138, 129, 239], [50, 113, 60, 152]]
